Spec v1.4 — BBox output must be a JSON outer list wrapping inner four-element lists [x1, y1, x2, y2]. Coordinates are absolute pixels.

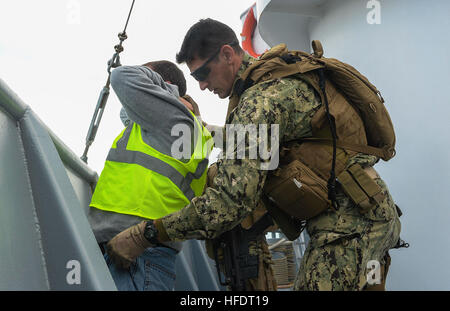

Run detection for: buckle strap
[[298, 137, 391, 160], [337, 164, 384, 214]]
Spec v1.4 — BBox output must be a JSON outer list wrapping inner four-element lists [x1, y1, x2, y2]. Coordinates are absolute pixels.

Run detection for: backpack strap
[[312, 40, 324, 58], [298, 137, 396, 161]]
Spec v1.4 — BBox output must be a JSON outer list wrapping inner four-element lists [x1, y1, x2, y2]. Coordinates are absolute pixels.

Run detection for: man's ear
[[221, 45, 235, 64]]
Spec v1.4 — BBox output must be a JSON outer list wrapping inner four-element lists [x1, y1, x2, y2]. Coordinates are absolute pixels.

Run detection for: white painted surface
[[255, 0, 450, 290]]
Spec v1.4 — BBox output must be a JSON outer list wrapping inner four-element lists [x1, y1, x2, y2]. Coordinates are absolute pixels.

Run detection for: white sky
[[0, 0, 255, 173]]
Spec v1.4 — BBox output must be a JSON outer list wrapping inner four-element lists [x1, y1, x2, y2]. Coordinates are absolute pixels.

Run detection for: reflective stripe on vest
[[90, 111, 213, 219], [106, 123, 209, 201]]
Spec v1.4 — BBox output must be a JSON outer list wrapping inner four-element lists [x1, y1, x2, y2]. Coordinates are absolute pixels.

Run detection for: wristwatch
[[143, 220, 159, 245]]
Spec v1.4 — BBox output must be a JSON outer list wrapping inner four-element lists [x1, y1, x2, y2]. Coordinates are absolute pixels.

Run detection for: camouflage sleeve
[[160, 77, 321, 241]]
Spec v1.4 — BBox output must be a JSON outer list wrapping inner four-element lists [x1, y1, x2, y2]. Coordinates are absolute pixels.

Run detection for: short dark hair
[[142, 60, 186, 96], [176, 18, 243, 64]]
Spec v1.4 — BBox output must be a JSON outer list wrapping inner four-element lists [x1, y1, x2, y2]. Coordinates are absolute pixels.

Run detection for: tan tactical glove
[[106, 220, 152, 269]]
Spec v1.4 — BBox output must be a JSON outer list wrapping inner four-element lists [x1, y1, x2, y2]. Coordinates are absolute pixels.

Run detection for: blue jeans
[[104, 246, 177, 291]]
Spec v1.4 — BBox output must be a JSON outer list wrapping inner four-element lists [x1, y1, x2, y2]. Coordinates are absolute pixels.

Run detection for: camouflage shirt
[[161, 53, 377, 241]]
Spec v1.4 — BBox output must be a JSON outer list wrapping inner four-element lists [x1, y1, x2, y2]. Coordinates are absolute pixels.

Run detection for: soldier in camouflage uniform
[[106, 18, 401, 291]]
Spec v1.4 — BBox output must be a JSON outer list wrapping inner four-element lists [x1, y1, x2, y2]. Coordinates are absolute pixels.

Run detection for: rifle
[[213, 213, 274, 291]]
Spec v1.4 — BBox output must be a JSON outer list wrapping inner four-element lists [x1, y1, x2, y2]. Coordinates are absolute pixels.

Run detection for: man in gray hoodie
[[88, 60, 209, 291]]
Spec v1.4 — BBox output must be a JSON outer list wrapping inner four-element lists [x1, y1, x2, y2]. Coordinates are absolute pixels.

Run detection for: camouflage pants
[[294, 177, 401, 291]]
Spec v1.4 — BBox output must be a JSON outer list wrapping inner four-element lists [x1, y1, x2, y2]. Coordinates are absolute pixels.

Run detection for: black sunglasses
[[190, 42, 238, 82]]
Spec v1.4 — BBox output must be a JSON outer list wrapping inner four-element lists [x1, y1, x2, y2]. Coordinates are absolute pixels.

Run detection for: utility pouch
[[264, 159, 330, 221], [262, 194, 305, 241], [337, 164, 385, 214]]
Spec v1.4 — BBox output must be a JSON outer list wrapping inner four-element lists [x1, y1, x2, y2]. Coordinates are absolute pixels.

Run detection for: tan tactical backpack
[[231, 41, 396, 239]]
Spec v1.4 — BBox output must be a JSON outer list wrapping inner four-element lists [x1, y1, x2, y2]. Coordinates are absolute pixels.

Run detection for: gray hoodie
[[88, 65, 197, 251]]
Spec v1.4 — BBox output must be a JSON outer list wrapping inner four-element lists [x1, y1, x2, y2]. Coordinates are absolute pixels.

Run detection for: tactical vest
[[90, 113, 213, 220], [229, 41, 396, 239]]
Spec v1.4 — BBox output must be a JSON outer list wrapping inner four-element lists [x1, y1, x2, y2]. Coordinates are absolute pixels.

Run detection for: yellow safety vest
[[90, 114, 213, 219]]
